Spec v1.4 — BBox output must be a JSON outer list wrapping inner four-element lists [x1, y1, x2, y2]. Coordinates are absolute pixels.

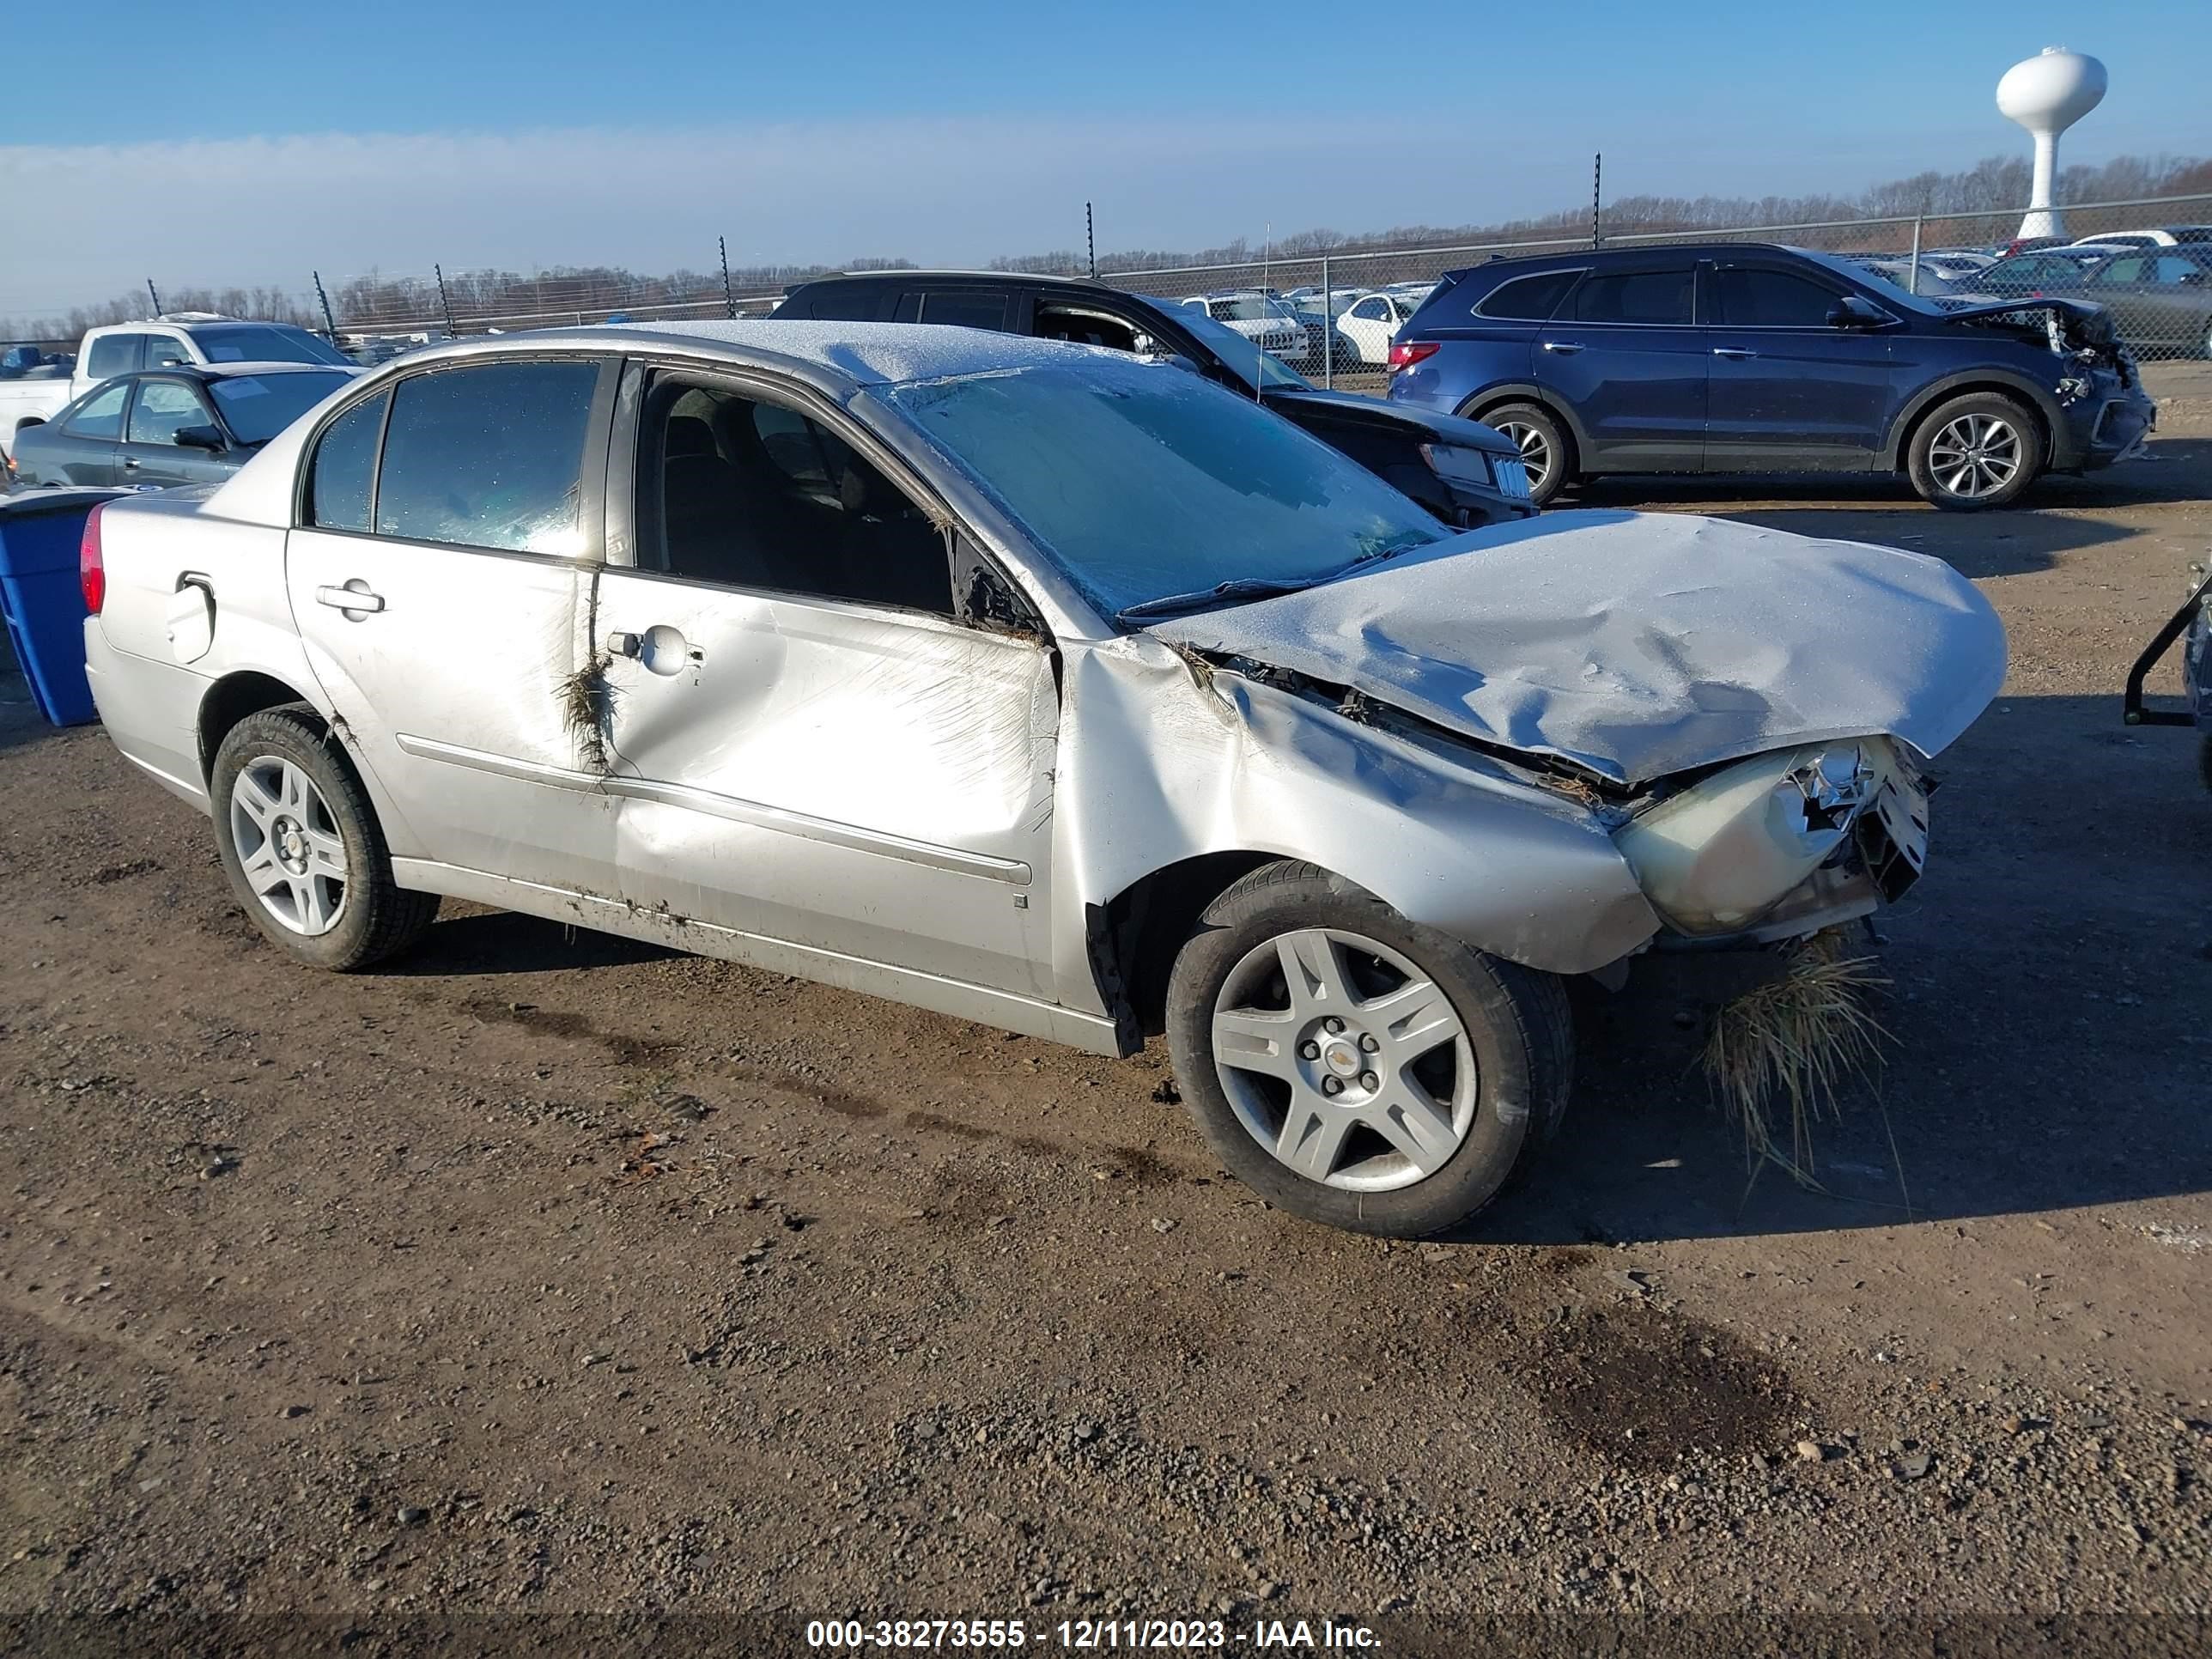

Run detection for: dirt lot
[[3, 368, 2209, 1656]]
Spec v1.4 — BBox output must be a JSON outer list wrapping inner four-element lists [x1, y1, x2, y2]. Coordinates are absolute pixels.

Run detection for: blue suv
[[1386, 243, 2156, 510]]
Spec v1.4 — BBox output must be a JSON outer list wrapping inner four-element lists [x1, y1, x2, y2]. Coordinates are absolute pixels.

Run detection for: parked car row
[[76, 315, 2008, 1238], [2, 313, 356, 468]]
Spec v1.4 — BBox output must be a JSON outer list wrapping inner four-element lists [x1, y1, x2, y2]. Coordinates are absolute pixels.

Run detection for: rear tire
[[1476, 401, 1573, 506], [1164, 860, 1573, 1238], [210, 706, 439, 971], [1907, 392, 2043, 511]]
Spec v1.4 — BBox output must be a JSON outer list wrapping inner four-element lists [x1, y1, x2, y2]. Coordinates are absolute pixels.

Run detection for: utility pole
[[720, 236, 736, 319], [434, 263, 457, 337], [312, 270, 339, 341], [1086, 203, 1097, 279], [1591, 153, 1603, 250], [146, 278, 163, 315]]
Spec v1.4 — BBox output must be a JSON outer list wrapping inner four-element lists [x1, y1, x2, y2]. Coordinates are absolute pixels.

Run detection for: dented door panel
[[595, 571, 1058, 997], [284, 528, 617, 890]]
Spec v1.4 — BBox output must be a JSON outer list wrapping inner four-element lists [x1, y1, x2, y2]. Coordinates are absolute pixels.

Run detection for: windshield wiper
[[1115, 576, 1319, 623], [1115, 537, 1437, 626]]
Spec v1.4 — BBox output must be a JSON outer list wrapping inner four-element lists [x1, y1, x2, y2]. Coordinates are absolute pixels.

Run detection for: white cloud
[[1, 112, 1577, 315]]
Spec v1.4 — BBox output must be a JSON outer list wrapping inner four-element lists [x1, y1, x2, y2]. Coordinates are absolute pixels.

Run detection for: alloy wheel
[[1927, 412, 2021, 499], [1497, 422, 1553, 494], [1209, 927, 1477, 1193], [228, 756, 349, 936]]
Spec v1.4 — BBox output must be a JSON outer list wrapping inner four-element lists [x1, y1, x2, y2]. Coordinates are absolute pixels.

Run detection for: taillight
[[80, 504, 106, 615], [1388, 340, 1439, 372]]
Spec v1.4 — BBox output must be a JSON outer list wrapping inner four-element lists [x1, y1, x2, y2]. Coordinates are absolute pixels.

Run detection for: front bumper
[[2060, 371, 2156, 471]]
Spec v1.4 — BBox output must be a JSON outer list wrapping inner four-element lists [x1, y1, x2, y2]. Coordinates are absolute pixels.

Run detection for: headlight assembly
[[1614, 741, 1886, 934]]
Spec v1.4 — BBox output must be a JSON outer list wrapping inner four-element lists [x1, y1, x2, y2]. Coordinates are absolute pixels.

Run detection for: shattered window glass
[[884, 361, 1443, 621], [374, 362, 599, 555]]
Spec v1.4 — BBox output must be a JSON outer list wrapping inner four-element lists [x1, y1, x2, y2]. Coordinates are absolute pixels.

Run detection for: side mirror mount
[[1828, 295, 1894, 330], [173, 423, 228, 452]]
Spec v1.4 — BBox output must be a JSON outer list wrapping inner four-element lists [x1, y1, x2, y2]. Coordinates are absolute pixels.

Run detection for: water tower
[[1996, 47, 2107, 240]]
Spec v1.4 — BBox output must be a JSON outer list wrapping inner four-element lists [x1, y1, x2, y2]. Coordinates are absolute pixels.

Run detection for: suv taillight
[[1388, 340, 1439, 372], [80, 504, 106, 615]]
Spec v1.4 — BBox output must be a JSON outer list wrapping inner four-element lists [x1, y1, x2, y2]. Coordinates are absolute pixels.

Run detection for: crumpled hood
[[1144, 510, 2008, 784]]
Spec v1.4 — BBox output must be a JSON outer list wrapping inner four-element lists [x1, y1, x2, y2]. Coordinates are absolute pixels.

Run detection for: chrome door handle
[[315, 581, 385, 614], [1712, 347, 1758, 360], [121, 457, 141, 469], [1540, 341, 1584, 355]]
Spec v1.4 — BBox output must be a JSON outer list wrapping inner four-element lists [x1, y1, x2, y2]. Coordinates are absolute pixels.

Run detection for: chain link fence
[[14, 191, 2206, 377]]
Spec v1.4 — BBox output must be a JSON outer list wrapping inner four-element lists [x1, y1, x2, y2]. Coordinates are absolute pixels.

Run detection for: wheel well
[[1100, 852, 1277, 1040], [1462, 395, 1578, 465], [1894, 382, 2051, 472], [198, 672, 316, 779], [13, 416, 45, 435]]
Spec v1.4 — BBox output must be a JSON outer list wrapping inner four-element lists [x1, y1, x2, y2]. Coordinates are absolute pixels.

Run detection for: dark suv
[[1385, 243, 2156, 510], [778, 270, 1534, 527]]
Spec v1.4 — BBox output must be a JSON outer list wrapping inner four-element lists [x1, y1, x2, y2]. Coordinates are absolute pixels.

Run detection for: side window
[[1476, 270, 1579, 321], [916, 292, 1010, 331], [1033, 305, 1141, 352], [125, 380, 215, 445], [1712, 269, 1840, 326], [84, 334, 143, 381], [1572, 268, 1694, 325], [2155, 255, 2200, 283], [374, 361, 599, 553], [303, 389, 391, 532], [1350, 297, 1387, 321], [2098, 256, 2147, 283], [143, 336, 192, 368], [65, 380, 131, 439], [637, 374, 952, 617]]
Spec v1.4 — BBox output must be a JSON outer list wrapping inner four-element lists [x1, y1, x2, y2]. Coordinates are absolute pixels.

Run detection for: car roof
[[396, 319, 1130, 390], [151, 360, 351, 380]]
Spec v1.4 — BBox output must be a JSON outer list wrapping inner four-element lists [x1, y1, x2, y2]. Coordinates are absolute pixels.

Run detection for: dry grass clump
[[1702, 927, 1892, 1189], [558, 653, 617, 774]]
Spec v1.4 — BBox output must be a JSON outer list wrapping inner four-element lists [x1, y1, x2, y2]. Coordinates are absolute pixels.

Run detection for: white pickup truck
[[2, 314, 355, 466]]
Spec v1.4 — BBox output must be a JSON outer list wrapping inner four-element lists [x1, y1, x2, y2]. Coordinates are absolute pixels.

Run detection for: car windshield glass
[[191, 325, 352, 367], [1784, 247, 1943, 314], [1139, 298, 1307, 392], [881, 361, 1443, 623], [207, 370, 351, 442]]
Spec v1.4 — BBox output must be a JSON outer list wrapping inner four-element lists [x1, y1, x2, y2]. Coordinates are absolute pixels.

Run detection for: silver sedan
[[80, 322, 2005, 1237]]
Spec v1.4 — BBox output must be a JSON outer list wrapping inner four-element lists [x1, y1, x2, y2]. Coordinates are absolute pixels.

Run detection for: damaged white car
[[81, 324, 2007, 1236]]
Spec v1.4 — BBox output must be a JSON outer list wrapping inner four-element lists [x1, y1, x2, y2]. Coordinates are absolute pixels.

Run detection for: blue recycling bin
[[0, 489, 130, 727]]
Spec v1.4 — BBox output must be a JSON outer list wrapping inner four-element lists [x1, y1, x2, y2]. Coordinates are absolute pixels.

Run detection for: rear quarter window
[[1474, 270, 1579, 321]]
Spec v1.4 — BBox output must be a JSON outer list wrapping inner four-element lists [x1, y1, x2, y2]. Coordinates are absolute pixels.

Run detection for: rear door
[[118, 376, 234, 488], [1703, 260, 1893, 470], [284, 356, 620, 891], [34, 380, 129, 484], [1534, 260, 1705, 471], [592, 362, 1058, 997]]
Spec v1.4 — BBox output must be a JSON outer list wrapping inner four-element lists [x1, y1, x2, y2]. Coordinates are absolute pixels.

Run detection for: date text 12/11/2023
[[803, 1618, 1383, 1649]]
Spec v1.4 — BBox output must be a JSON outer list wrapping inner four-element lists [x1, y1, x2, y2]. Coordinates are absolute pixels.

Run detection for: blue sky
[[3, 0, 2207, 314]]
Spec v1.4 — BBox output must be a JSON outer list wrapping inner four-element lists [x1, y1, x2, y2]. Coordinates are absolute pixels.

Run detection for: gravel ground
[[2, 367, 2209, 1656]]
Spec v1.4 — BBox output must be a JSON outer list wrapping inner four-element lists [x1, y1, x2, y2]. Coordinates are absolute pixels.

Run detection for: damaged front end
[[1611, 737, 1929, 947], [1947, 295, 2133, 380]]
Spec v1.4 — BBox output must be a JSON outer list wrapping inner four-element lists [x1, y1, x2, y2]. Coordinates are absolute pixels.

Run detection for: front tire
[[1908, 392, 2043, 511], [1477, 401, 1573, 507], [1164, 861, 1573, 1237], [210, 706, 438, 971]]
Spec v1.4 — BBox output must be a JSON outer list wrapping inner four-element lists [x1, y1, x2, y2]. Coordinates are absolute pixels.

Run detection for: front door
[[594, 367, 1057, 997], [283, 356, 621, 891], [1702, 262, 1893, 470], [119, 377, 236, 488], [1534, 260, 1705, 471]]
